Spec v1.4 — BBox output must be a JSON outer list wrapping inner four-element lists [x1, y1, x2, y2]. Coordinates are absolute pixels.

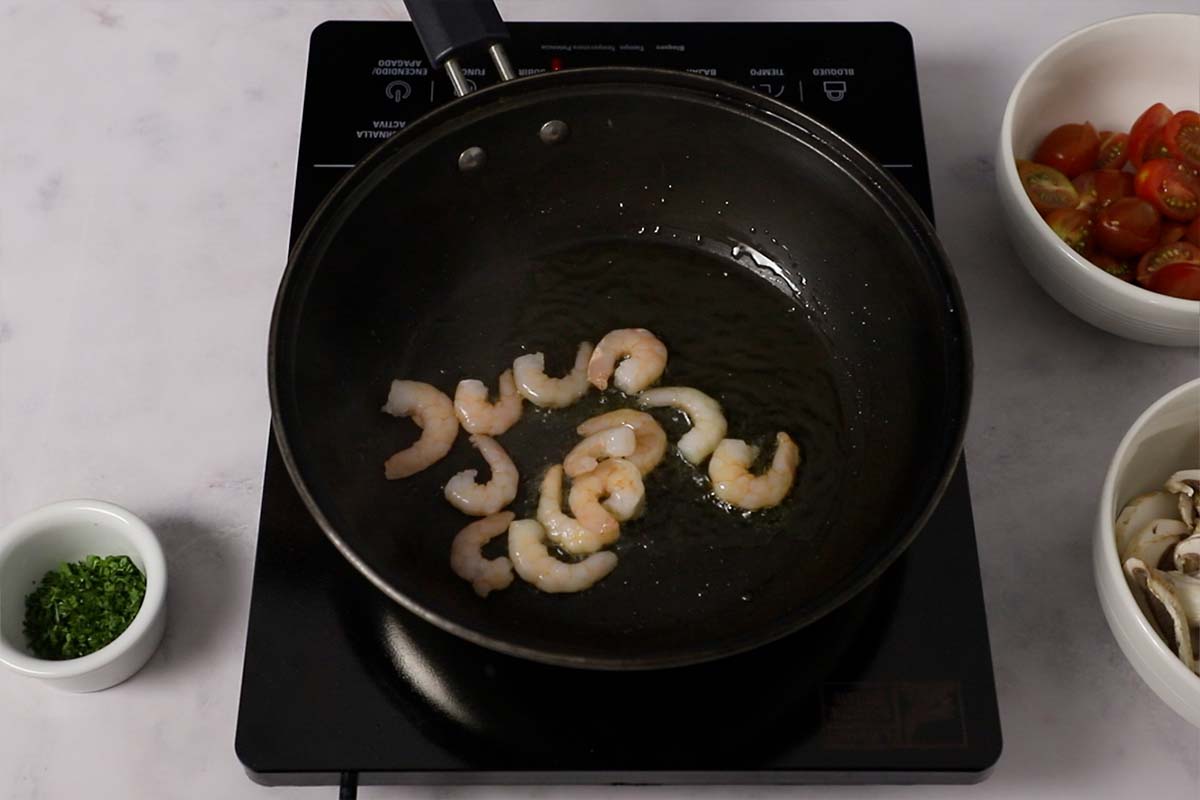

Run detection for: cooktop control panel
[[293, 22, 932, 235]]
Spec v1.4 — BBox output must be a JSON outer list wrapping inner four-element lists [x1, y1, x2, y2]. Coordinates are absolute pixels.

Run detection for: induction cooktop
[[235, 21, 1001, 794]]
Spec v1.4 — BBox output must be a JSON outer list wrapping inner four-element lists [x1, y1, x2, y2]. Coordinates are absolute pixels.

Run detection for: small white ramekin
[[997, 13, 1200, 346], [0, 500, 167, 692], [1094, 378, 1200, 727]]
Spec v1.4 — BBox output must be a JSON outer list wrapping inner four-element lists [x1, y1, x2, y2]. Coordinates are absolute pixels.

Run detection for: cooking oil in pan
[[489, 236, 850, 559]]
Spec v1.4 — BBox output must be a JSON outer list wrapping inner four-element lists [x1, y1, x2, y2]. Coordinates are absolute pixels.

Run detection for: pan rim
[[268, 66, 973, 670]]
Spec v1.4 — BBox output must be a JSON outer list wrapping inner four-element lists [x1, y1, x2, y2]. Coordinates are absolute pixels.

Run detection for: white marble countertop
[[2, 1, 1199, 797]]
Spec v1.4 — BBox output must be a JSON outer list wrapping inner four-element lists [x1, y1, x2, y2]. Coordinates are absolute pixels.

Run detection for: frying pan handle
[[403, 0, 516, 97]]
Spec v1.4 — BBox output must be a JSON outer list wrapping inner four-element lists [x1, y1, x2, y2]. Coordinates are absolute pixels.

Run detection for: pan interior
[[273, 73, 966, 667]]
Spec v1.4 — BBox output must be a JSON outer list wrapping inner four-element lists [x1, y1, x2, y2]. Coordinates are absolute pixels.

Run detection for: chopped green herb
[[22, 554, 147, 660]]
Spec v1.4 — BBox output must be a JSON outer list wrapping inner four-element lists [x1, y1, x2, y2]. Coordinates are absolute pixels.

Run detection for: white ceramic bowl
[[0, 500, 167, 692], [1094, 378, 1200, 727], [997, 13, 1200, 347]]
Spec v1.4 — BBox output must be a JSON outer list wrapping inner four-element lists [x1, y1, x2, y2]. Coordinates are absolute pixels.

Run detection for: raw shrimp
[[577, 409, 667, 475], [450, 511, 515, 597], [638, 386, 727, 465], [570, 458, 645, 528], [508, 518, 618, 593], [512, 342, 594, 409], [537, 465, 616, 555], [382, 380, 459, 479], [708, 432, 801, 511], [587, 328, 668, 393], [444, 434, 519, 516], [454, 369, 523, 435], [563, 425, 636, 477]]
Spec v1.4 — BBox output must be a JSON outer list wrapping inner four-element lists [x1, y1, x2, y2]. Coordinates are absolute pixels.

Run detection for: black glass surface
[[236, 21, 1001, 786]]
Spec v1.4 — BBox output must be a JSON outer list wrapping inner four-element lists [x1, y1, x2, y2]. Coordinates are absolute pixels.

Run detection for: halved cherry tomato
[[1016, 159, 1078, 213], [1072, 169, 1131, 210], [1034, 122, 1100, 178], [1096, 130, 1129, 170], [1088, 251, 1135, 283], [1164, 110, 1200, 170], [1135, 241, 1200, 285], [1160, 223, 1187, 245], [1095, 198, 1162, 257], [1188, 217, 1200, 246], [1129, 102, 1173, 169], [1142, 129, 1173, 164], [1134, 158, 1200, 221], [1146, 262, 1200, 300], [1045, 208, 1093, 253]]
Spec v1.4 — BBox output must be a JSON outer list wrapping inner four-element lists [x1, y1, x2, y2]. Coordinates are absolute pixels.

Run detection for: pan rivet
[[539, 120, 570, 145], [458, 146, 486, 172]]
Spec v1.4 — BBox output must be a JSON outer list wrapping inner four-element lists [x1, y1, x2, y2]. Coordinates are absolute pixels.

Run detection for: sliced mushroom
[[1165, 469, 1200, 497], [1123, 573, 1166, 643], [1177, 492, 1196, 530], [1160, 570, 1200, 625], [1174, 532, 1200, 576], [1121, 518, 1189, 568], [1125, 558, 1198, 673], [1115, 490, 1178, 554], [1165, 471, 1200, 531]]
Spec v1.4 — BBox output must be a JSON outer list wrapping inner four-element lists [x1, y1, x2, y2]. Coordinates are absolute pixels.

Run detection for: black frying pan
[[269, 2, 971, 669]]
